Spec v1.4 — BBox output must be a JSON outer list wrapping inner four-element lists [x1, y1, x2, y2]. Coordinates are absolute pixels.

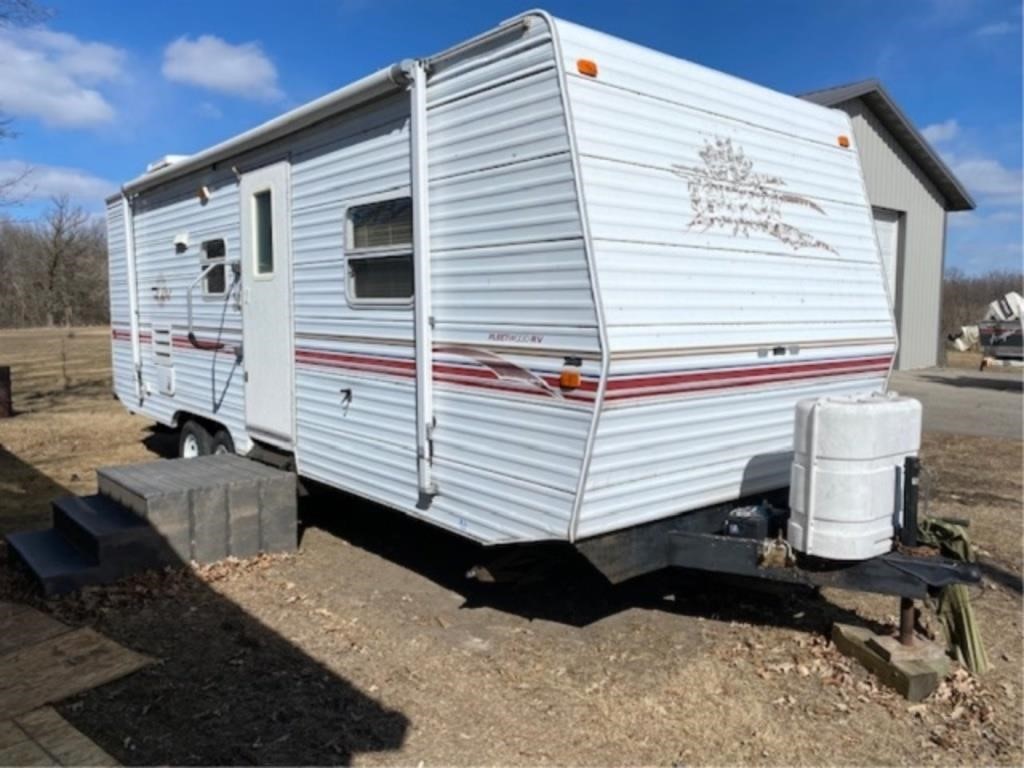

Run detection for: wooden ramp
[[0, 600, 153, 766]]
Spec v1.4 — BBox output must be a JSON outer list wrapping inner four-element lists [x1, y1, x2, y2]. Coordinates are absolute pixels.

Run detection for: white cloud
[[952, 157, 1023, 207], [974, 21, 1015, 36], [921, 119, 959, 145], [0, 161, 116, 206], [948, 208, 1022, 229], [162, 35, 282, 101], [0, 27, 125, 126]]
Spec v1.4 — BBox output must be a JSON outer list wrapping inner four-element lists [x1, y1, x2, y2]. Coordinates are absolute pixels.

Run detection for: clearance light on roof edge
[[577, 59, 598, 77], [838, 135, 851, 148]]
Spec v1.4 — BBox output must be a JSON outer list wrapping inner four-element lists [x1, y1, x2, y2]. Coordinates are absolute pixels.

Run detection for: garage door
[[872, 207, 900, 308]]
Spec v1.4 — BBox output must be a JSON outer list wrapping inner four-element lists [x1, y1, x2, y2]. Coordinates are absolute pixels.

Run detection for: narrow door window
[[254, 190, 274, 275]]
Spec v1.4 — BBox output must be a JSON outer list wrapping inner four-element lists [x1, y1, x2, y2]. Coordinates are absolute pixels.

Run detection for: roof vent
[[145, 155, 189, 174]]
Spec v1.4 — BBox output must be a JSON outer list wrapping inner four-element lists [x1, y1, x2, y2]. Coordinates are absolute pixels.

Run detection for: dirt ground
[[1, 326, 1022, 766]]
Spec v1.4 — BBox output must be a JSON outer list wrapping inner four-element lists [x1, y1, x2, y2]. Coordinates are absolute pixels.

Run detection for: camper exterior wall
[[106, 200, 135, 403], [108, 15, 602, 544], [110, 160, 251, 452], [107, 12, 897, 548], [550, 19, 896, 538], [293, 18, 599, 542]]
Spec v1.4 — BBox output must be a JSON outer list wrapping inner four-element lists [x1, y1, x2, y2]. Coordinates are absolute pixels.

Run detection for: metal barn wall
[[837, 97, 948, 370]]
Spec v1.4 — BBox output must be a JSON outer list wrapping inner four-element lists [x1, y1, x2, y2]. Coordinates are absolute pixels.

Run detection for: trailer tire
[[179, 420, 212, 458], [211, 429, 235, 455]]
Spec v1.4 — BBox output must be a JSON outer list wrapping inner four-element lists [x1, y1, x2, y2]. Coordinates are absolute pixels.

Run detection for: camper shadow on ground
[[136, 432, 893, 636], [0, 445, 408, 767], [300, 480, 890, 639]]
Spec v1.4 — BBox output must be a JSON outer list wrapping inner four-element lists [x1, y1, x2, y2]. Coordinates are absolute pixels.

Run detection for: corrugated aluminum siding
[[837, 97, 948, 370], [290, 15, 598, 544], [552, 18, 896, 539], [105, 199, 135, 404], [122, 171, 250, 451], [107, 15, 598, 546]]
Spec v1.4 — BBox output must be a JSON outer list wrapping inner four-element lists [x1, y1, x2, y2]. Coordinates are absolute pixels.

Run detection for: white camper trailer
[[106, 11, 903, 555]]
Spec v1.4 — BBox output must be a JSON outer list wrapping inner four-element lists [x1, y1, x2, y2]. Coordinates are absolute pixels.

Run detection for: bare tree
[[0, 196, 107, 328], [37, 195, 107, 326], [942, 267, 1024, 336]]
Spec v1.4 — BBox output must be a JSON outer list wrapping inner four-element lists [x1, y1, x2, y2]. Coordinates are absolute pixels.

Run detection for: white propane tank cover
[[787, 393, 922, 561]]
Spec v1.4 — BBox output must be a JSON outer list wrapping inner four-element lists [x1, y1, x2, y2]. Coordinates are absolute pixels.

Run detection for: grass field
[[0, 325, 1021, 766]]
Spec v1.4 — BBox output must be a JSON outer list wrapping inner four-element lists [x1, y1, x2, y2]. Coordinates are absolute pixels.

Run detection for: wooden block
[[867, 633, 949, 666], [16, 707, 118, 766], [0, 605, 71, 656], [0, 627, 152, 720], [832, 623, 949, 702]]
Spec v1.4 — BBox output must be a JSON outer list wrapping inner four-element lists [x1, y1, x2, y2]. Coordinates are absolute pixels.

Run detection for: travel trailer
[[104, 10, 977, 598]]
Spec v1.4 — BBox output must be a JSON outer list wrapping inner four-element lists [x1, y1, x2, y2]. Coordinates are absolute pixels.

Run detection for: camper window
[[201, 239, 226, 295], [346, 197, 413, 303]]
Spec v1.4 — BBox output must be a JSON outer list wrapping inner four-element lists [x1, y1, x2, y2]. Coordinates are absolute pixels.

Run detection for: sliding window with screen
[[346, 197, 413, 304]]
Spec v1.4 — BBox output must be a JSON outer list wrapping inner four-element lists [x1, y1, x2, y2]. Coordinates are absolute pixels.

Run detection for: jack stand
[[899, 597, 915, 646]]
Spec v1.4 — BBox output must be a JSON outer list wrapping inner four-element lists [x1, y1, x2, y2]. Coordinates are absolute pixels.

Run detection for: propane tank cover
[[787, 393, 922, 561]]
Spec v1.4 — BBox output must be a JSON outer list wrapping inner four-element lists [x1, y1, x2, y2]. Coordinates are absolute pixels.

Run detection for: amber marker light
[[838, 135, 851, 148], [560, 368, 582, 390], [577, 59, 598, 77]]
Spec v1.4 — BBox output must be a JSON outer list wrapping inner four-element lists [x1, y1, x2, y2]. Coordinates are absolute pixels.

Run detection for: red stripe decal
[[113, 328, 890, 403]]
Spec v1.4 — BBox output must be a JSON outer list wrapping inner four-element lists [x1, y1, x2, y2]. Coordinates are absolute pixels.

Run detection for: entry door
[[240, 162, 293, 445], [872, 207, 901, 312]]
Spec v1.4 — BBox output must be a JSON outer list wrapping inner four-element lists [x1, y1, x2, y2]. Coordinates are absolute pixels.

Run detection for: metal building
[[802, 80, 976, 370]]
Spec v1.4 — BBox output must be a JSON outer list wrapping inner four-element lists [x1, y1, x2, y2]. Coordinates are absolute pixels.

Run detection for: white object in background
[[984, 291, 1023, 322], [788, 393, 922, 561]]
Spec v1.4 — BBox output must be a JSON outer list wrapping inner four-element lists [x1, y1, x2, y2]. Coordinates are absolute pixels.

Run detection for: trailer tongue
[[576, 392, 982, 652]]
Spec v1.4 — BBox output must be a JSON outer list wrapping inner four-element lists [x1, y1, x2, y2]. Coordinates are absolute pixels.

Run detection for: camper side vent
[[151, 326, 175, 395]]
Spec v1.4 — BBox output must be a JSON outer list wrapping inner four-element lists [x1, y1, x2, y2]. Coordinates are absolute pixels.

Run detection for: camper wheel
[[211, 429, 235, 455], [179, 420, 213, 458]]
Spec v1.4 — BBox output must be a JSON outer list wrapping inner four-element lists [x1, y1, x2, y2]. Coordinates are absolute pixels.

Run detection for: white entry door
[[240, 162, 293, 446], [872, 207, 901, 310]]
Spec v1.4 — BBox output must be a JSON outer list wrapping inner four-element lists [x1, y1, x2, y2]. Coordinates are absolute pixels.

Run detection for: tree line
[[941, 267, 1023, 336], [0, 196, 109, 328]]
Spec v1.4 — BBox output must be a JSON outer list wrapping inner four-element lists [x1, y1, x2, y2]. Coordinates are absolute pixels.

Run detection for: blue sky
[[0, 0, 1019, 273]]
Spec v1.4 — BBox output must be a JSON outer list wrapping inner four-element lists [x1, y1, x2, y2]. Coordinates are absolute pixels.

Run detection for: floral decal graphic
[[673, 137, 837, 255]]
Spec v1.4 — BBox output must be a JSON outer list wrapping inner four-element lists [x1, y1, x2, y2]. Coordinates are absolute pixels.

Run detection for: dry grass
[[0, 326, 156, 532], [0, 326, 1021, 766]]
